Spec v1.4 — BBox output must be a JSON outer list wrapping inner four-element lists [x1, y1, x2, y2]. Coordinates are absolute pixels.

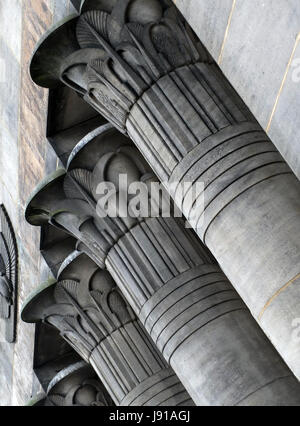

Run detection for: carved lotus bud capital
[[29, 361, 114, 406], [46, 361, 114, 406], [30, 0, 211, 132], [25, 124, 172, 270], [21, 252, 135, 363]]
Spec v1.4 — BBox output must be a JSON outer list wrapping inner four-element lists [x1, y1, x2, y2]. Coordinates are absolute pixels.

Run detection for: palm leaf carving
[[76, 10, 109, 49], [61, 279, 81, 301], [0, 205, 18, 342], [65, 169, 93, 200]]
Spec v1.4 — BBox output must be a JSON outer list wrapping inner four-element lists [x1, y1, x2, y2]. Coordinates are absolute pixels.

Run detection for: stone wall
[[0, 0, 77, 407], [174, 0, 300, 179]]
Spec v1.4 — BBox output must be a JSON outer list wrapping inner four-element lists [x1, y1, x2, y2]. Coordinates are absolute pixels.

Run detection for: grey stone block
[[0, 38, 21, 139], [268, 40, 300, 179], [0, 0, 22, 62], [220, 0, 300, 129], [175, 0, 233, 60]]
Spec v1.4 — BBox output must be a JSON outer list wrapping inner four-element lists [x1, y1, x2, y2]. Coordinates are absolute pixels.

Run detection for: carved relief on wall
[[0, 205, 18, 343]]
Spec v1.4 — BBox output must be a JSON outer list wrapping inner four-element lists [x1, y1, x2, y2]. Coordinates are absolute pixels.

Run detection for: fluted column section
[[90, 320, 189, 406], [106, 216, 300, 406], [25, 126, 300, 405], [127, 65, 300, 382], [127, 59, 300, 385]]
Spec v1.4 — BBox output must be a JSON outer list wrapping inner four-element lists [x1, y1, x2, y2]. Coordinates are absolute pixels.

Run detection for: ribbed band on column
[[168, 122, 292, 241], [106, 217, 211, 313], [139, 264, 244, 362], [105, 221, 300, 406], [126, 63, 255, 182], [120, 369, 194, 407]]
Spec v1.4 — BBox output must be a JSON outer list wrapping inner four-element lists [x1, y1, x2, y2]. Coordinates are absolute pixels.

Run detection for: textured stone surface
[[175, 0, 233, 60], [268, 40, 300, 179], [29, 0, 300, 382], [219, 0, 299, 129], [0, 0, 22, 407], [174, 0, 300, 179], [0, 0, 75, 407], [1, 0, 300, 407]]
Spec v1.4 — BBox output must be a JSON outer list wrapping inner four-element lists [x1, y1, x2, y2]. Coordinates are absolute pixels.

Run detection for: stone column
[[30, 360, 114, 406], [22, 252, 194, 407], [29, 0, 300, 380], [25, 124, 300, 405]]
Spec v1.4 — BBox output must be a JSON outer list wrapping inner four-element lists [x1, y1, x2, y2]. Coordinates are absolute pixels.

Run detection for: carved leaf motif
[[65, 169, 93, 199], [63, 316, 96, 350], [63, 331, 92, 362], [87, 66, 129, 128], [0, 274, 11, 319], [151, 23, 189, 68], [76, 10, 110, 49], [125, 22, 144, 42], [89, 57, 105, 75], [61, 279, 81, 302], [54, 284, 73, 305], [0, 236, 10, 278], [0, 205, 17, 282], [43, 0, 210, 135]]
